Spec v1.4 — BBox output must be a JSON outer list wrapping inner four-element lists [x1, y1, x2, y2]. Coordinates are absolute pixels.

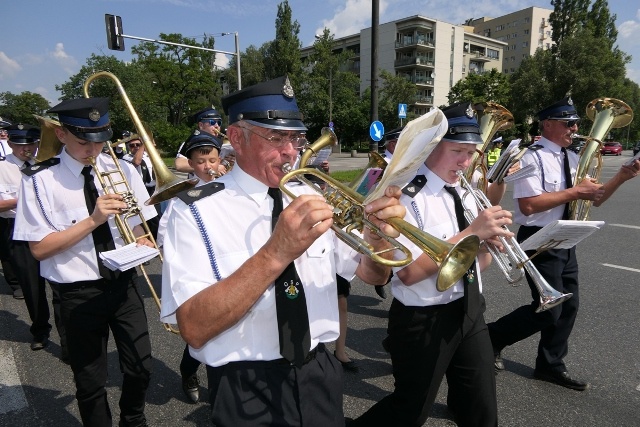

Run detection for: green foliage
[[0, 92, 50, 125], [329, 169, 363, 184], [549, 0, 590, 48], [448, 69, 511, 107], [264, 0, 303, 89], [377, 70, 418, 129]]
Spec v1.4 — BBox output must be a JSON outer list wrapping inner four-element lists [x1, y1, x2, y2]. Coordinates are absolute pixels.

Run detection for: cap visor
[[247, 119, 307, 131], [67, 127, 113, 143]]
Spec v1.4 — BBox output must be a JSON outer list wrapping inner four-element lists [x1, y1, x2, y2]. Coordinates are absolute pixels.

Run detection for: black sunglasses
[[202, 119, 222, 127], [553, 119, 580, 128]]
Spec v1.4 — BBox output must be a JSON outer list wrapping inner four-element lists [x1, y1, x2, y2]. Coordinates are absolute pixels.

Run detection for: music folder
[[519, 220, 605, 252]]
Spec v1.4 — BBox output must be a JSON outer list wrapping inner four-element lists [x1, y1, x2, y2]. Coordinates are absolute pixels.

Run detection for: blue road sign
[[370, 121, 384, 141], [398, 103, 407, 119]]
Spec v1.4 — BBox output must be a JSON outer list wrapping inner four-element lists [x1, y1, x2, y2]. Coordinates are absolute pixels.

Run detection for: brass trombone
[[83, 71, 190, 334], [279, 128, 480, 292]]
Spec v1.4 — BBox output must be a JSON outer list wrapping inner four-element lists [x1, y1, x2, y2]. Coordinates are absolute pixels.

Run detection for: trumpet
[[456, 170, 572, 312], [279, 127, 480, 292]]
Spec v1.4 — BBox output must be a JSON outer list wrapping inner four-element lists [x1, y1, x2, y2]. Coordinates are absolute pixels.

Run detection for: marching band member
[[160, 76, 405, 426], [13, 98, 157, 427]]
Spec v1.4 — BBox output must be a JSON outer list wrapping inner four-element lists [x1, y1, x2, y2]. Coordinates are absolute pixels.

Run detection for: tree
[[585, 0, 618, 48], [0, 92, 50, 125], [377, 70, 419, 130], [264, 1, 303, 90], [549, 0, 590, 48], [224, 44, 269, 90], [447, 69, 511, 107]]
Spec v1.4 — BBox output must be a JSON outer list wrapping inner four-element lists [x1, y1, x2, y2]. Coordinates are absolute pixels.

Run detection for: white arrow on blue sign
[[369, 121, 384, 142], [398, 103, 407, 119]]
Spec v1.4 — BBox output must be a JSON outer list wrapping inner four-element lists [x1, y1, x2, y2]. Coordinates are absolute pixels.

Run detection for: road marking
[[601, 263, 640, 273], [0, 342, 28, 414], [608, 224, 640, 230]]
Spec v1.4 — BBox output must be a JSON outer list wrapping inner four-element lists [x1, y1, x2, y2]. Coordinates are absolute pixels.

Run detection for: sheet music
[[310, 146, 332, 166], [502, 163, 536, 182], [99, 242, 160, 271], [519, 220, 605, 251], [364, 108, 447, 203]]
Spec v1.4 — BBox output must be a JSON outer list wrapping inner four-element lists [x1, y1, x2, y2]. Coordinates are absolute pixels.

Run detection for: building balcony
[[414, 95, 433, 104], [395, 39, 435, 50], [394, 57, 435, 68]]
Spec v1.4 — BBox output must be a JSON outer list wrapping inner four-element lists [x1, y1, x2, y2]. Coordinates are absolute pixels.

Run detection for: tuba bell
[[569, 98, 633, 220]]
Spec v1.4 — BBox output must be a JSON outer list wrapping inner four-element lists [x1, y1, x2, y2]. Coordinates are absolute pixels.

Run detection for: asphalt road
[[1, 152, 639, 426]]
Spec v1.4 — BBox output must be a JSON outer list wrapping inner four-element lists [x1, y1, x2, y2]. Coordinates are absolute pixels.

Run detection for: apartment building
[[301, 14, 506, 116], [470, 6, 553, 75]]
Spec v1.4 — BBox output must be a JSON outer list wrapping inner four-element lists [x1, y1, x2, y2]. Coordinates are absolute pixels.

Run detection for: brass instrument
[[464, 102, 514, 193], [83, 71, 198, 205], [33, 115, 64, 162], [279, 127, 480, 292], [569, 98, 633, 220], [457, 170, 572, 312], [83, 71, 185, 334]]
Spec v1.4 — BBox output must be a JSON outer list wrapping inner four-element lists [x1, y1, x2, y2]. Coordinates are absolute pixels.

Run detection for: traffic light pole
[[105, 14, 241, 89]]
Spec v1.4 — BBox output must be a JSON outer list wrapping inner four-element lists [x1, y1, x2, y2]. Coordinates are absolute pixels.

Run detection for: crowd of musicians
[[1, 74, 639, 427]]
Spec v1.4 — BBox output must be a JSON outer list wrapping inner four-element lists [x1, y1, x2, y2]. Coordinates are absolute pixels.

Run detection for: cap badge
[[465, 104, 474, 119], [567, 97, 574, 106], [282, 77, 295, 99], [88, 109, 101, 122], [17, 123, 24, 130], [187, 189, 202, 198], [194, 130, 201, 136]]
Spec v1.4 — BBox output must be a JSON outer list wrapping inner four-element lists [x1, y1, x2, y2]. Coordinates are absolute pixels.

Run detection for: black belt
[[271, 343, 322, 366]]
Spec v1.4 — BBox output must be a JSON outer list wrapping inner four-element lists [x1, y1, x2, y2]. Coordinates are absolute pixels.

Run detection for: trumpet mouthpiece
[[281, 163, 292, 173]]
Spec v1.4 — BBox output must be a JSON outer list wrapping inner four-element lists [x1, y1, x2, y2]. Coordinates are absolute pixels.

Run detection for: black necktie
[[140, 159, 151, 184], [561, 147, 573, 220], [443, 186, 479, 328], [268, 187, 311, 367], [23, 161, 30, 170], [81, 166, 117, 280]]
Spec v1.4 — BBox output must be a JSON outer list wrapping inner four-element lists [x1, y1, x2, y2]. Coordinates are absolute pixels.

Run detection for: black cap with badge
[[47, 97, 113, 143], [191, 107, 222, 125], [6, 123, 40, 144], [183, 129, 223, 156], [441, 102, 483, 144], [536, 96, 580, 121], [221, 75, 306, 131]]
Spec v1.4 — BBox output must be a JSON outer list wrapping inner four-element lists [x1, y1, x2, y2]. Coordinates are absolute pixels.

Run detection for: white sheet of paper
[[364, 108, 447, 203], [99, 242, 160, 271], [519, 220, 605, 251]]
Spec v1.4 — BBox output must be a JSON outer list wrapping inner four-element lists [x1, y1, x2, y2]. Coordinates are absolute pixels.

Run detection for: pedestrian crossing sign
[[398, 103, 407, 119]]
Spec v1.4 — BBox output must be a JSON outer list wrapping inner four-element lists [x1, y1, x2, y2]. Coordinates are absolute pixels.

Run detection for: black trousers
[[488, 225, 579, 372], [180, 343, 201, 377], [57, 271, 152, 427], [351, 297, 497, 427], [0, 216, 19, 292], [206, 343, 344, 427]]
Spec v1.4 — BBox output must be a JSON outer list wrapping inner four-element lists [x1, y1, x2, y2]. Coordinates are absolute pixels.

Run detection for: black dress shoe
[[494, 351, 504, 372], [533, 369, 589, 391], [334, 352, 359, 373], [31, 337, 48, 351], [182, 373, 200, 403], [13, 288, 24, 299], [374, 285, 387, 299]]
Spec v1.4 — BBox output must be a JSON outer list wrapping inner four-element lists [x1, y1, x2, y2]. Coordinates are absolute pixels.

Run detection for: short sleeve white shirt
[[13, 148, 158, 283], [0, 154, 28, 219], [513, 137, 578, 226], [391, 164, 483, 306], [160, 165, 360, 367]]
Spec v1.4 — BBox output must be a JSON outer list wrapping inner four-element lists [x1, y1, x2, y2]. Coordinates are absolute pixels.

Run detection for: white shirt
[[0, 140, 12, 157], [160, 165, 360, 367], [0, 154, 30, 219], [513, 137, 578, 227], [391, 164, 483, 307], [13, 148, 158, 283], [156, 177, 208, 248], [123, 151, 155, 188]]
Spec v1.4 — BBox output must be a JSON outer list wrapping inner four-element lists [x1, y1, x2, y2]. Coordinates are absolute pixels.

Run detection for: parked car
[[600, 141, 623, 156], [633, 141, 640, 156]]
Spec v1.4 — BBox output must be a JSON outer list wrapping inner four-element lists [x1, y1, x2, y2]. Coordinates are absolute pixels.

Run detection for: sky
[[1, 0, 639, 105]]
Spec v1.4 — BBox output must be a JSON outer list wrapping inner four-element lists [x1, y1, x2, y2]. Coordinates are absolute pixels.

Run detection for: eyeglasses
[[129, 143, 141, 148], [244, 126, 308, 149], [202, 119, 222, 127], [553, 119, 580, 128]]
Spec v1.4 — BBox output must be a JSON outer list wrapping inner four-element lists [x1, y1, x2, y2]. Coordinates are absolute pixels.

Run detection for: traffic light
[[105, 14, 125, 51]]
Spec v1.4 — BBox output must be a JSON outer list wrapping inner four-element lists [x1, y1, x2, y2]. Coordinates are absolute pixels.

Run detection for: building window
[[487, 48, 499, 59], [522, 41, 529, 48], [524, 29, 529, 35], [524, 17, 530, 23], [496, 24, 504, 31]]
